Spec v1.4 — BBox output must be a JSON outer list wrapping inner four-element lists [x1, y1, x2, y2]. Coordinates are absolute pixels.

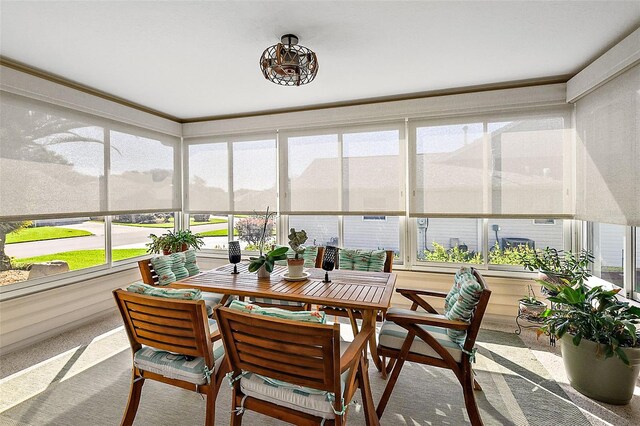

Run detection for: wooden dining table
[[170, 262, 397, 372]]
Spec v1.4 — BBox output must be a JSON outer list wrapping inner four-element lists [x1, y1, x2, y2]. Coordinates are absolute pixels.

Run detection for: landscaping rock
[[28, 261, 69, 279]]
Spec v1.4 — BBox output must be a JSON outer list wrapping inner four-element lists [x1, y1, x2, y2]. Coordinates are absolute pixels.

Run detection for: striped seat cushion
[[378, 307, 463, 362], [134, 341, 225, 385], [239, 341, 351, 419], [202, 291, 226, 316], [249, 297, 305, 307], [230, 300, 325, 323]]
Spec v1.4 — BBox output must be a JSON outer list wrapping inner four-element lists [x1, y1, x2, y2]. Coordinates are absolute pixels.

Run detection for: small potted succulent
[[287, 228, 308, 277], [518, 285, 546, 322], [248, 207, 288, 278]]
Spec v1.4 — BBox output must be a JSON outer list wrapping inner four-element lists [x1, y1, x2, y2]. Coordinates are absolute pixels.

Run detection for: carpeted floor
[[0, 314, 638, 425]]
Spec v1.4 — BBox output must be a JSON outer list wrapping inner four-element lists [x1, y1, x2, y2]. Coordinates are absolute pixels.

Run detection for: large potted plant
[[248, 207, 287, 278], [287, 228, 307, 277], [146, 230, 204, 255], [520, 248, 593, 295], [540, 284, 640, 404]]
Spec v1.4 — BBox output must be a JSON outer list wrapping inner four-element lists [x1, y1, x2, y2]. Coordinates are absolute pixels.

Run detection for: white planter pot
[[560, 334, 640, 405], [287, 258, 305, 277], [256, 264, 271, 278]]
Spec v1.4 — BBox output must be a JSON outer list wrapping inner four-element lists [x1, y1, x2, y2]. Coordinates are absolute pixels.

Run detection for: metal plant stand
[[515, 302, 556, 346]]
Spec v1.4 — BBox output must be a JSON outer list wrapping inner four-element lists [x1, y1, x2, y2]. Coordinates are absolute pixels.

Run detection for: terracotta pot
[[287, 258, 305, 277]]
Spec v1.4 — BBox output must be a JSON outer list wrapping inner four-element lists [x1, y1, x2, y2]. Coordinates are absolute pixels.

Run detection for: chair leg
[[230, 390, 243, 426], [205, 387, 217, 426], [375, 356, 405, 419], [357, 357, 378, 426], [473, 378, 483, 391], [461, 365, 483, 426], [121, 373, 144, 426]]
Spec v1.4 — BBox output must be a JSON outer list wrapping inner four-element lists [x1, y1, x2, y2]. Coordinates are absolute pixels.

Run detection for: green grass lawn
[[13, 248, 148, 270], [6, 227, 93, 244], [197, 229, 238, 237]]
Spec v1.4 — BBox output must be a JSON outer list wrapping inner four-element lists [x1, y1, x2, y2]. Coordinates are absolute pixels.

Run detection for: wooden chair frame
[[214, 307, 378, 425], [138, 258, 159, 285], [375, 269, 491, 426], [113, 289, 227, 426]]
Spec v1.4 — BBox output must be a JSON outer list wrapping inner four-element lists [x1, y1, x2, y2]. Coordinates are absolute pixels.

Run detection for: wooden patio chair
[[214, 306, 378, 425], [375, 268, 491, 425], [138, 258, 226, 315], [113, 289, 227, 426]]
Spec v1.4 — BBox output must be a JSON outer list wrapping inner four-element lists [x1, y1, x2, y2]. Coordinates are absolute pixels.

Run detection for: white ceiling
[[1, 1, 639, 120]]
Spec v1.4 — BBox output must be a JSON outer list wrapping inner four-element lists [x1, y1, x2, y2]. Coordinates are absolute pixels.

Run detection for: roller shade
[[409, 107, 573, 218], [0, 91, 180, 220], [185, 134, 277, 214], [280, 123, 405, 215], [575, 64, 640, 226]]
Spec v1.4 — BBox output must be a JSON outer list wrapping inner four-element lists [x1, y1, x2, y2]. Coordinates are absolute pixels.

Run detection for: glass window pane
[[232, 139, 277, 212], [414, 122, 485, 215], [289, 215, 339, 247], [191, 214, 230, 250], [488, 219, 564, 266], [111, 212, 175, 261], [636, 229, 640, 293], [188, 142, 230, 212], [233, 213, 276, 252], [1, 217, 105, 286], [416, 218, 482, 264], [593, 223, 625, 287], [343, 216, 399, 258]]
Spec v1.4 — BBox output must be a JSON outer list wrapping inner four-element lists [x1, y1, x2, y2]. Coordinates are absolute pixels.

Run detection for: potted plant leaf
[[520, 248, 594, 295], [247, 207, 287, 278], [146, 230, 204, 255], [539, 284, 640, 404], [287, 228, 308, 277], [518, 284, 546, 322]]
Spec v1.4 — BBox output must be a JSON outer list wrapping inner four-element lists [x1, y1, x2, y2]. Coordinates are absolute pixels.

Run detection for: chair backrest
[[463, 268, 492, 351], [314, 246, 325, 268], [335, 249, 394, 273], [215, 307, 342, 394], [138, 259, 159, 285], [113, 289, 214, 366]]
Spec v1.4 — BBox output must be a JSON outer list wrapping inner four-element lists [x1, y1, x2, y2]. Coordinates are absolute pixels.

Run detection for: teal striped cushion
[[273, 245, 319, 268], [170, 252, 189, 281], [250, 297, 305, 307], [339, 249, 387, 272], [150, 255, 176, 286], [126, 282, 201, 300], [229, 300, 325, 323], [445, 268, 483, 344], [379, 308, 463, 362], [134, 342, 225, 385], [184, 249, 200, 276]]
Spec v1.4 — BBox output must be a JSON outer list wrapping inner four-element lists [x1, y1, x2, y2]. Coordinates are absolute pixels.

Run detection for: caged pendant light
[[259, 34, 319, 86]]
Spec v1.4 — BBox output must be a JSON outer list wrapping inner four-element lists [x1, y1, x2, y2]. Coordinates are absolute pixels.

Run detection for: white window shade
[[184, 134, 277, 214], [409, 107, 573, 218], [576, 65, 640, 227], [281, 123, 405, 215], [0, 91, 180, 220]]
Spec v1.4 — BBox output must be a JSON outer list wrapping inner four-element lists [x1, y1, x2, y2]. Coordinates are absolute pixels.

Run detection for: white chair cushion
[[250, 297, 305, 307], [239, 342, 351, 419], [202, 291, 227, 316], [134, 340, 224, 385], [378, 307, 463, 362]]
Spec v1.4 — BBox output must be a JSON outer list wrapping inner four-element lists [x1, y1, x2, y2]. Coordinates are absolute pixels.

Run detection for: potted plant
[[146, 230, 204, 255], [247, 207, 287, 278], [287, 228, 307, 277], [520, 248, 594, 295], [518, 284, 546, 322], [540, 284, 640, 404]]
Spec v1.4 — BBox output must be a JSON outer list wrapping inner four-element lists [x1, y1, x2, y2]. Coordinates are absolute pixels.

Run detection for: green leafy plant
[[248, 246, 288, 274], [423, 242, 482, 264], [146, 233, 171, 254], [146, 230, 204, 254], [540, 285, 640, 365], [520, 248, 594, 294], [288, 228, 308, 259], [519, 284, 544, 305], [489, 243, 536, 265]]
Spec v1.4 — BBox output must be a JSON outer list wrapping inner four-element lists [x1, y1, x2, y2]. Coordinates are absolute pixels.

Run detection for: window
[[233, 214, 277, 253], [636, 229, 640, 294], [1, 216, 106, 286], [488, 219, 564, 266], [363, 216, 386, 221], [344, 216, 400, 256], [110, 212, 176, 261], [416, 218, 482, 264], [289, 216, 339, 247], [592, 223, 625, 287], [533, 219, 556, 225], [191, 214, 231, 251]]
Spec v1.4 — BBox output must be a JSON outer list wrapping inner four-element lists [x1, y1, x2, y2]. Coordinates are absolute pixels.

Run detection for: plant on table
[[248, 207, 287, 277], [287, 228, 308, 277]]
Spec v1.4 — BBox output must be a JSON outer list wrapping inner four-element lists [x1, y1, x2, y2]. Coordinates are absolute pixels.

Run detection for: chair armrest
[[339, 326, 374, 373], [396, 288, 448, 298], [386, 311, 469, 331]]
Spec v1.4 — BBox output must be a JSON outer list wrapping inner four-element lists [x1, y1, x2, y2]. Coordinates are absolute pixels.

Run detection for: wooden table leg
[[358, 355, 380, 426], [362, 310, 383, 371]]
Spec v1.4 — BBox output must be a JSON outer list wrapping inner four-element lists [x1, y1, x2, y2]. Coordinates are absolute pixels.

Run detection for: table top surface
[[170, 263, 397, 311]]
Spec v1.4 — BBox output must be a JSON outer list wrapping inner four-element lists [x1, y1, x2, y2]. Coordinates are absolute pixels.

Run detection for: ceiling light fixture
[[259, 34, 318, 86]]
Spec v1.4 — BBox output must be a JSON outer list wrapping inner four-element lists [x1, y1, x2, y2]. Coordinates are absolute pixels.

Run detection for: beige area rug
[[0, 323, 631, 426]]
